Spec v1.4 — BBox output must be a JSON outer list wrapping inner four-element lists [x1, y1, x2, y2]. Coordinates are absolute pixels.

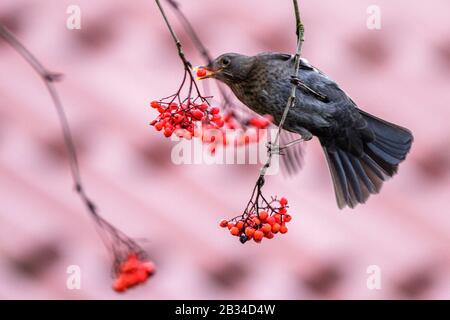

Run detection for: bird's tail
[[322, 110, 413, 209]]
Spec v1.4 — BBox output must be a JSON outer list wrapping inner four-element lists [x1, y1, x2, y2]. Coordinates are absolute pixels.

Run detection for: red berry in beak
[[196, 68, 207, 78]]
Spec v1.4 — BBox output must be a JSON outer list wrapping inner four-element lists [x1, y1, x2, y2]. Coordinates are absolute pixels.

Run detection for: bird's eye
[[221, 57, 231, 67]]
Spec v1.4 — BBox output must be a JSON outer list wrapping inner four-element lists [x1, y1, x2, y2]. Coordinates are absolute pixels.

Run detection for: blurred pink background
[[1, 0, 449, 299]]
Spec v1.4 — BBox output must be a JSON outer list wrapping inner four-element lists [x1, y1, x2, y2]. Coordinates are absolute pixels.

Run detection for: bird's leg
[[280, 137, 305, 150], [275, 137, 306, 155], [290, 75, 329, 103], [266, 135, 308, 156]]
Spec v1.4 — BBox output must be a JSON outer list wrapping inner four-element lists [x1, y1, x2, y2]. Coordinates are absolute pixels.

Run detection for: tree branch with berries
[[150, 0, 274, 154], [153, 0, 304, 243]]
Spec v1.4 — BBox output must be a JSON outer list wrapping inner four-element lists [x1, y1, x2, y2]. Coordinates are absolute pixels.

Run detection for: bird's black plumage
[[200, 52, 414, 209]]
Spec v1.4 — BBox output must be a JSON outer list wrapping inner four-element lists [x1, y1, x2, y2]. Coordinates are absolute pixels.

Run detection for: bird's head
[[195, 53, 256, 86]]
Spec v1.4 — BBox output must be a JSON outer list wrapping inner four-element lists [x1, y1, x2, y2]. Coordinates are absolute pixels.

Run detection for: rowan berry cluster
[[220, 196, 292, 244], [89, 213, 155, 293], [113, 253, 156, 292], [149, 99, 224, 139]]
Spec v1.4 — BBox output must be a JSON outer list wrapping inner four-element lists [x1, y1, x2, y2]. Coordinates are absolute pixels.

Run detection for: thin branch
[[0, 23, 142, 255], [165, 0, 212, 63], [258, 0, 304, 178], [155, 0, 191, 69], [0, 24, 92, 210], [164, 0, 234, 109], [155, 0, 211, 105]]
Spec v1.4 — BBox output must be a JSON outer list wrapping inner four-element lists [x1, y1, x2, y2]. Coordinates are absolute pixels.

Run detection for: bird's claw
[[266, 142, 288, 156]]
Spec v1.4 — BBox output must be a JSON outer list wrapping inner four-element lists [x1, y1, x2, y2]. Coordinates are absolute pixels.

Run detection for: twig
[[163, 0, 235, 112], [258, 0, 304, 179], [0, 24, 95, 215], [155, 0, 191, 69], [155, 0, 210, 104], [165, 0, 212, 63], [0, 23, 143, 260]]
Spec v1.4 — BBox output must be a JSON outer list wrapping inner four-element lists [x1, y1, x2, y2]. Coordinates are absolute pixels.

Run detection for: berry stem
[[163, 0, 257, 126], [0, 23, 96, 220], [155, 0, 212, 111], [155, 0, 191, 70]]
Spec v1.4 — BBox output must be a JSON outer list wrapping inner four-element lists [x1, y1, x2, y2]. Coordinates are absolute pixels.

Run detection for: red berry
[[227, 222, 235, 230], [279, 207, 287, 215], [245, 227, 255, 238], [155, 122, 164, 131], [266, 216, 276, 226], [214, 119, 224, 128], [253, 230, 264, 242], [261, 223, 272, 234], [196, 68, 207, 78], [122, 254, 139, 272], [219, 219, 228, 228], [199, 103, 208, 111], [280, 224, 288, 234], [164, 128, 173, 137], [252, 217, 261, 225], [271, 223, 281, 233], [259, 211, 268, 221], [163, 112, 172, 119], [230, 227, 240, 236], [279, 197, 288, 206], [192, 110, 204, 120], [274, 214, 282, 223], [236, 221, 245, 230], [113, 276, 126, 292], [210, 107, 220, 115], [284, 214, 292, 222], [150, 101, 160, 109], [265, 232, 274, 239], [173, 114, 184, 123]]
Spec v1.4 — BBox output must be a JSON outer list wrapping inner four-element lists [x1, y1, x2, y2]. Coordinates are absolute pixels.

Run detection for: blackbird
[[197, 52, 414, 209]]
